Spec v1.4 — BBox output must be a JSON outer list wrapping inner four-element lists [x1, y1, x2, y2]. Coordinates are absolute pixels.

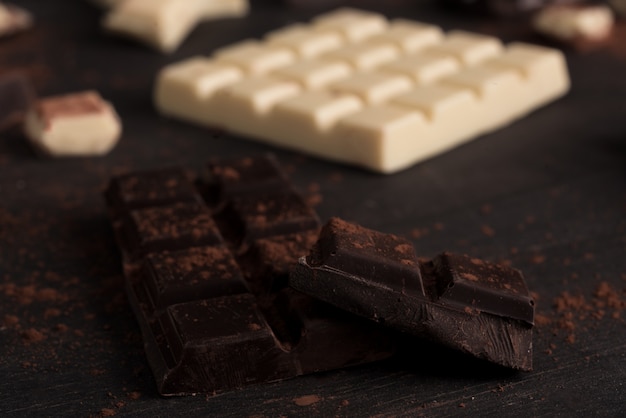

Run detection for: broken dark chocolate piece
[[291, 218, 535, 371], [105, 155, 394, 396], [105, 167, 201, 214]]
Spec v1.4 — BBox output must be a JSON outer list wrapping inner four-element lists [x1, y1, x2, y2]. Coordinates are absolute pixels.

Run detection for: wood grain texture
[[1, 0, 625, 416]]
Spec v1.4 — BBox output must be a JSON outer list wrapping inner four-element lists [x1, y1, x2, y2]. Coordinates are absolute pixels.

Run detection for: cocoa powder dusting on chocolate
[[36, 90, 105, 127]]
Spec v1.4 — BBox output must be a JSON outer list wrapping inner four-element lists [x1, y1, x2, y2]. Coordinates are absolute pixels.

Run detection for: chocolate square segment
[[157, 295, 296, 394], [307, 217, 424, 297], [107, 168, 200, 212], [433, 252, 534, 323], [243, 231, 320, 295], [230, 191, 320, 242], [144, 245, 248, 308], [125, 202, 222, 257], [208, 154, 291, 199]]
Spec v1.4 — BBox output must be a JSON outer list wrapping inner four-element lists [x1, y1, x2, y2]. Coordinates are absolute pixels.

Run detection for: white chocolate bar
[[103, 0, 249, 53], [155, 8, 570, 173], [24, 91, 122, 157], [533, 5, 615, 42]]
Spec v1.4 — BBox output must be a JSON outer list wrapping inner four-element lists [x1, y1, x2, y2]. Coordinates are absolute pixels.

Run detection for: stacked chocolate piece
[[105, 154, 535, 396], [105, 155, 394, 396]]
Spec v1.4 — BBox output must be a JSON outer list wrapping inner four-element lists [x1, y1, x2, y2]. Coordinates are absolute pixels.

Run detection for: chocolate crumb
[[21, 328, 46, 343], [531, 255, 546, 265], [127, 391, 141, 400], [294, 394, 321, 406], [480, 225, 495, 237]]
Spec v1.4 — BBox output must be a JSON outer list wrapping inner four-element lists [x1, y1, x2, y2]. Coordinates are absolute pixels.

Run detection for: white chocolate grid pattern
[[155, 8, 570, 173]]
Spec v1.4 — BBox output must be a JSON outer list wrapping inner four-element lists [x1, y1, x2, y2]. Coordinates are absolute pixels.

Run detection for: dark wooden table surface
[[1, 0, 625, 416]]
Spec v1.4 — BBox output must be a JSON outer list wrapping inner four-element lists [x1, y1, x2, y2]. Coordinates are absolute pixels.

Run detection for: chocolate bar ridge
[[291, 218, 534, 371], [105, 155, 394, 395]]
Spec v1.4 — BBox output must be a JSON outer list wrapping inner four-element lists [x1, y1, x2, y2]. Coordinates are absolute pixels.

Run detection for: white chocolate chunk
[[441, 65, 524, 128], [312, 8, 387, 42], [266, 24, 345, 59], [329, 72, 413, 105], [484, 42, 570, 108], [103, 0, 248, 53], [392, 85, 482, 152], [24, 91, 121, 157], [332, 104, 427, 171], [268, 91, 363, 152], [533, 5, 614, 41], [153, 9, 571, 173], [427, 31, 504, 66], [392, 85, 476, 122], [379, 52, 460, 85], [154, 56, 243, 123], [215, 41, 296, 75], [366, 19, 444, 54], [272, 60, 353, 90], [322, 42, 400, 71], [212, 78, 301, 136]]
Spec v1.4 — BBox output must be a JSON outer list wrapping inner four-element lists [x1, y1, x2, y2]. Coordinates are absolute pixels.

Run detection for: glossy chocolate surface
[[291, 218, 535, 371]]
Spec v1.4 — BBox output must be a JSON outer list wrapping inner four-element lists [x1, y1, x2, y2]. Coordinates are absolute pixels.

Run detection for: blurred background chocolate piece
[[608, 0, 626, 17], [533, 4, 615, 50], [0, 2, 32, 37], [442, 0, 585, 17], [0, 73, 35, 132]]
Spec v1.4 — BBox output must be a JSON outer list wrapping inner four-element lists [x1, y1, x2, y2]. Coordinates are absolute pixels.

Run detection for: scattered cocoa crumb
[[480, 204, 492, 215], [100, 408, 116, 417], [294, 395, 321, 406], [491, 384, 506, 393], [21, 328, 46, 343], [53, 323, 69, 333], [458, 403, 466, 408], [480, 225, 495, 237], [3, 314, 19, 328], [410, 228, 429, 239], [531, 254, 546, 264], [306, 193, 323, 207], [534, 314, 551, 326], [44, 308, 61, 319], [127, 391, 141, 400]]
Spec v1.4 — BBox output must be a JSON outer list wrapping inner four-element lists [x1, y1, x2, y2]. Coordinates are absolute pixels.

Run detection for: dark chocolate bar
[[105, 155, 394, 396], [291, 218, 535, 371]]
